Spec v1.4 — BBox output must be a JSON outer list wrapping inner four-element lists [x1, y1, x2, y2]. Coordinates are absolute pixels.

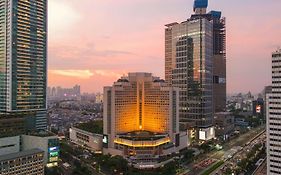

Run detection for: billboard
[[103, 135, 109, 148], [256, 105, 261, 113]]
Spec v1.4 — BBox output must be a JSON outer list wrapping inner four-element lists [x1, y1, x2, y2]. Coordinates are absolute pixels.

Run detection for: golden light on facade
[[114, 137, 170, 148], [114, 79, 170, 134]]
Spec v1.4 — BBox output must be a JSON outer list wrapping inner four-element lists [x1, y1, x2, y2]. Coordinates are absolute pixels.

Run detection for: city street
[[210, 129, 266, 175], [179, 125, 266, 175]]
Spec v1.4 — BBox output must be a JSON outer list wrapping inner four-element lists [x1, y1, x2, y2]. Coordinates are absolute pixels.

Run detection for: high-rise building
[[103, 73, 188, 168], [165, 0, 225, 140], [0, 0, 48, 131], [267, 49, 281, 175]]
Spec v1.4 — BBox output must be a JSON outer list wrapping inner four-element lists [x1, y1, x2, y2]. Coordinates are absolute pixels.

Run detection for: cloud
[[48, 0, 81, 38], [50, 70, 94, 79], [94, 70, 123, 78], [50, 69, 124, 79]]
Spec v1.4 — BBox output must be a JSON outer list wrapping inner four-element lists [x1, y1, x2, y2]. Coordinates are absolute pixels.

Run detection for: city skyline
[[48, 0, 281, 93]]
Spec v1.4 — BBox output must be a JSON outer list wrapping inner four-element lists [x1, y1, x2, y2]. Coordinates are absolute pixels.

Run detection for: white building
[[69, 127, 103, 153], [21, 133, 59, 168], [0, 136, 20, 156], [267, 49, 281, 175]]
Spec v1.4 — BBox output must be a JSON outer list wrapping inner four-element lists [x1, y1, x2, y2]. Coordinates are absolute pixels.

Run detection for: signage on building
[[103, 135, 109, 148], [256, 105, 261, 113]]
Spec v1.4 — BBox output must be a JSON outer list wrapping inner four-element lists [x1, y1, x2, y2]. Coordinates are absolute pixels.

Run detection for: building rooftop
[[0, 149, 44, 162], [273, 48, 281, 54], [75, 120, 103, 134], [27, 131, 57, 137]]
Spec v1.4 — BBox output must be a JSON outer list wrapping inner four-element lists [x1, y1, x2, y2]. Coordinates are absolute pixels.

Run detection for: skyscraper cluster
[[103, 0, 226, 168], [47, 85, 81, 101]]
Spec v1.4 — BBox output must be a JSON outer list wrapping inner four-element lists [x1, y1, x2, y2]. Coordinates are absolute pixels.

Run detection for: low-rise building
[[214, 112, 234, 140], [69, 126, 103, 153], [22, 133, 60, 168], [0, 149, 44, 175]]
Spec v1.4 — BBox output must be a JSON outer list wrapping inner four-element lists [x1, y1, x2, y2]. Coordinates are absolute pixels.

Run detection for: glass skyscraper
[[165, 0, 225, 140], [0, 0, 47, 131]]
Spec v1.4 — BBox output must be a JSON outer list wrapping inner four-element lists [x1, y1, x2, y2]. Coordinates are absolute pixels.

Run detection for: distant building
[[252, 98, 264, 117], [214, 112, 234, 140], [234, 118, 249, 128], [95, 93, 103, 104], [47, 85, 81, 101], [165, 0, 226, 139], [267, 49, 281, 175], [103, 73, 188, 168], [263, 86, 272, 117], [0, 149, 44, 175]]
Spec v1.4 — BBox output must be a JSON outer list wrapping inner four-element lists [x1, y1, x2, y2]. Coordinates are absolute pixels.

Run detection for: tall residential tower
[[165, 0, 226, 140], [0, 0, 48, 131], [267, 49, 281, 175]]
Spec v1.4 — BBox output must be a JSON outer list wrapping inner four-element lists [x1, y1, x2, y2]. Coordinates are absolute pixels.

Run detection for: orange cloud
[[50, 70, 94, 79]]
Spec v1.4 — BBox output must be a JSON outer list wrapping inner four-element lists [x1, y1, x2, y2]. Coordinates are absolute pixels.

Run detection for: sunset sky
[[48, 0, 281, 94]]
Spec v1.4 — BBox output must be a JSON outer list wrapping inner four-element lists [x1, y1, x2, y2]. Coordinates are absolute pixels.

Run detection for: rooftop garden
[[75, 120, 103, 134]]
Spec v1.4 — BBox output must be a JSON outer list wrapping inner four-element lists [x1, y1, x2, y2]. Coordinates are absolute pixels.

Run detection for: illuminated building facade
[[0, 0, 48, 131], [165, 0, 226, 140], [103, 73, 188, 168], [267, 49, 281, 175]]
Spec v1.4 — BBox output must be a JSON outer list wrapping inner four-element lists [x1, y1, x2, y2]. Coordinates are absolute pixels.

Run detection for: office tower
[[165, 0, 225, 140], [103, 73, 187, 168], [0, 0, 48, 131], [267, 49, 281, 175]]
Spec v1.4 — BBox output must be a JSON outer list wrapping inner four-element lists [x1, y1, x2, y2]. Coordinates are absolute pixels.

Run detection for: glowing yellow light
[[114, 137, 170, 147]]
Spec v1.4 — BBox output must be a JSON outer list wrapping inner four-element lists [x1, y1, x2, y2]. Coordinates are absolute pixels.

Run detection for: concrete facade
[[69, 127, 103, 152]]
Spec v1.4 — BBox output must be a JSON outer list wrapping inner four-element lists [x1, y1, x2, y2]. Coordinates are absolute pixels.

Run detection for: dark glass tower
[[0, 0, 47, 131], [165, 0, 226, 140]]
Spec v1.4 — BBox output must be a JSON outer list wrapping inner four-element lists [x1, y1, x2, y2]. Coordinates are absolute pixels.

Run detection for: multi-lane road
[[210, 129, 266, 175], [179, 125, 266, 175]]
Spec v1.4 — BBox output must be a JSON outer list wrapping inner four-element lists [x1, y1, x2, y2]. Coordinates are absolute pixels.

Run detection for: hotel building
[[267, 49, 281, 175], [103, 73, 188, 168], [165, 0, 225, 140]]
